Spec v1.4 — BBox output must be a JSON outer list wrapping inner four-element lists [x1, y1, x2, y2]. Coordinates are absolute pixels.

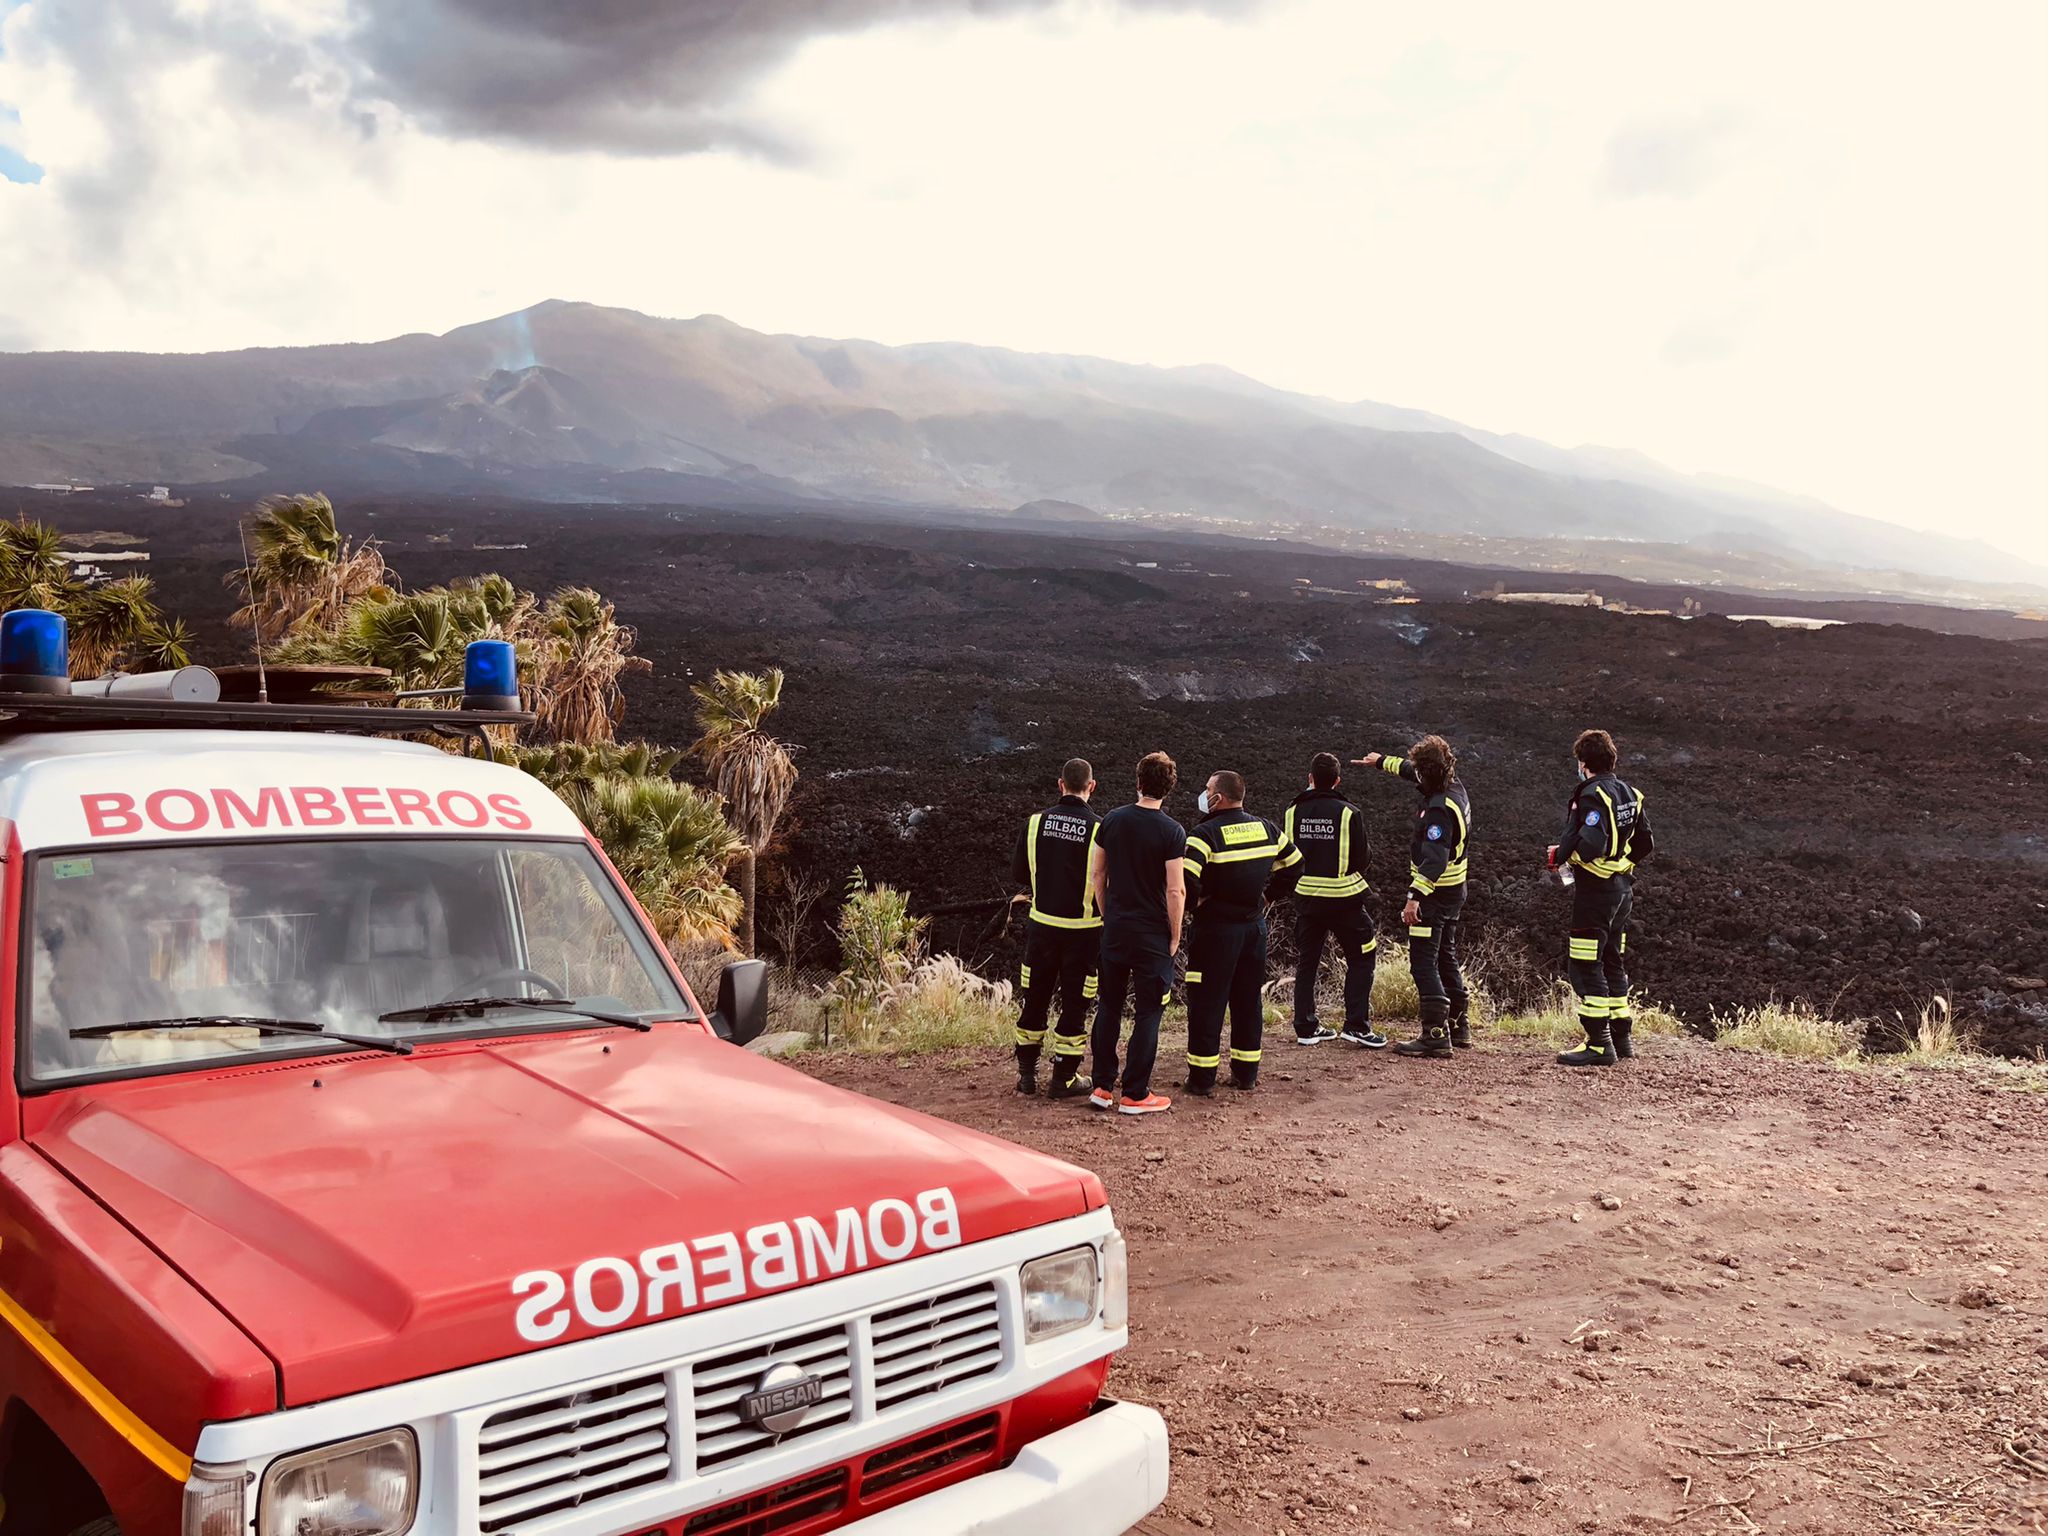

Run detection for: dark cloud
[[343, 0, 1265, 157]]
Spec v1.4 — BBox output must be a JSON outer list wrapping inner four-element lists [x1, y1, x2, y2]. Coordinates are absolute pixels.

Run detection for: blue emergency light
[[461, 639, 520, 711], [0, 609, 72, 694]]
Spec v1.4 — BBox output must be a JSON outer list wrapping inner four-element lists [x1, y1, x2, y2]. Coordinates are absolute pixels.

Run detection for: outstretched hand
[[1352, 752, 1382, 768]]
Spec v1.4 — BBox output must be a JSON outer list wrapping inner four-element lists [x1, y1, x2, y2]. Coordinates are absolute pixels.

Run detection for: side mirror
[[710, 958, 769, 1045]]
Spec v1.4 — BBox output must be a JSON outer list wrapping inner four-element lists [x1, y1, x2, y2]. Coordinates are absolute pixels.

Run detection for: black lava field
[[56, 495, 2048, 1057]]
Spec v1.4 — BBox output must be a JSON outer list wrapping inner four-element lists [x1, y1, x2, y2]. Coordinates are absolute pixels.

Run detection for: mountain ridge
[[2, 299, 2040, 597]]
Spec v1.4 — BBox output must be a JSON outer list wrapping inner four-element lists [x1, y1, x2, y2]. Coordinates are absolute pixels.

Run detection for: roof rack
[[0, 694, 534, 759]]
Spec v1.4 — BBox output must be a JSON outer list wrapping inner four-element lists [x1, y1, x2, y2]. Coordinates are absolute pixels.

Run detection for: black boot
[[1449, 1002, 1473, 1050], [1015, 1044, 1041, 1094], [1181, 1069, 1217, 1098], [1227, 1066, 1259, 1091], [1556, 1018, 1616, 1067], [1610, 1015, 1634, 1059], [1394, 1001, 1454, 1059]]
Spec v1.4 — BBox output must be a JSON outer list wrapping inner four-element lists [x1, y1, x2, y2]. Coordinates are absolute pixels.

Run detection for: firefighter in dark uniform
[[1549, 728, 1655, 1068], [1282, 752, 1384, 1047], [1179, 770, 1301, 1094], [1355, 736, 1472, 1059], [1007, 757, 1102, 1098]]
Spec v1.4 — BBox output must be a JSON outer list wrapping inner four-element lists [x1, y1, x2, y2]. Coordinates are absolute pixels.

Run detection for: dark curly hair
[[1408, 734, 1456, 794]]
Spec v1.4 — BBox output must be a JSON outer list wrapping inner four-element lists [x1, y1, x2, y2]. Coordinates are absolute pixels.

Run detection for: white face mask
[[1197, 789, 1214, 814]]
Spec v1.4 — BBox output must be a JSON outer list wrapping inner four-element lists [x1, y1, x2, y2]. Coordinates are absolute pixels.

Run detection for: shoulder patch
[[1584, 808, 1602, 826], [1426, 824, 1443, 841]]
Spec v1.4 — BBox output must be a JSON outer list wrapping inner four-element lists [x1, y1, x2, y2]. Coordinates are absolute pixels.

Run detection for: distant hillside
[[3, 299, 2041, 598]]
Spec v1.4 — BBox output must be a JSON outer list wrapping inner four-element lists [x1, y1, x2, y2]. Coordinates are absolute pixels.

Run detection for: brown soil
[[802, 1036, 2048, 1534]]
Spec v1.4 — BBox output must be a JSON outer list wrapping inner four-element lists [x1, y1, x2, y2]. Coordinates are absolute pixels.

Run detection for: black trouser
[[1014, 921, 1101, 1079], [1568, 874, 1633, 1034], [1292, 896, 1377, 1034], [1407, 887, 1470, 1024], [1091, 931, 1174, 1102], [1186, 916, 1267, 1088]]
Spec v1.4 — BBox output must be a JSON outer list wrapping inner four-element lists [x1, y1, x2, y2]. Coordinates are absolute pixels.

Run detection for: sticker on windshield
[[49, 857, 94, 879]]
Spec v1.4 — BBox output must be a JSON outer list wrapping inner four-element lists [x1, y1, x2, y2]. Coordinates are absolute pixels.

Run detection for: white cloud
[[0, 0, 2043, 561]]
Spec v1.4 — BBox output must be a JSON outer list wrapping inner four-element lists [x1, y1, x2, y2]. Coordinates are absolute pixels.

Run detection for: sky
[[1, 0, 2044, 562]]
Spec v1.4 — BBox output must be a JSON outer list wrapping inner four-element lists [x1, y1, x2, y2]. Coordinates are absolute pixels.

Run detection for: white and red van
[[0, 629, 1168, 1536]]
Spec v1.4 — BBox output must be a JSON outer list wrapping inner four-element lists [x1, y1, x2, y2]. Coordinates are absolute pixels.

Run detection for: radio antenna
[[237, 518, 270, 704]]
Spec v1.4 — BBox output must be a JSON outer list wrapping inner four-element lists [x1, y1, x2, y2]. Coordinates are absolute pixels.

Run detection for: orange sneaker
[[1088, 1086, 1116, 1110], [1117, 1092, 1172, 1116]]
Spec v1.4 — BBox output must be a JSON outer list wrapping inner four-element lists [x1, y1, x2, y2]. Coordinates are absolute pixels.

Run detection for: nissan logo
[[737, 1361, 825, 1433]]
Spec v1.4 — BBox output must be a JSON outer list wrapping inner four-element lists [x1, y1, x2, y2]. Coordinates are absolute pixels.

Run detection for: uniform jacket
[[1280, 786, 1369, 903], [1182, 806, 1301, 924], [1010, 795, 1103, 928], [1377, 754, 1473, 901], [1555, 771, 1653, 881]]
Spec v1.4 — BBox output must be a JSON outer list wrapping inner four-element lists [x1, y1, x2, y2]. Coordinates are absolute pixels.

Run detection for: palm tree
[[552, 774, 747, 949], [0, 523, 186, 677], [230, 492, 388, 639], [531, 587, 650, 746], [0, 520, 77, 613], [690, 668, 798, 955]]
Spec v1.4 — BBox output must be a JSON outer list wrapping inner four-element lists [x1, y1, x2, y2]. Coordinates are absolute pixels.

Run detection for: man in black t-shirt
[[1086, 751, 1187, 1116]]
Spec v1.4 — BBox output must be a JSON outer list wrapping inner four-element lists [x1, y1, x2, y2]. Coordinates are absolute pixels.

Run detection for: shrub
[[1489, 984, 1685, 1048], [1712, 1001, 1855, 1061], [827, 955, 1013, 1053], [825, 872, 927, 1021], [1895, 995, 1965, 1065]]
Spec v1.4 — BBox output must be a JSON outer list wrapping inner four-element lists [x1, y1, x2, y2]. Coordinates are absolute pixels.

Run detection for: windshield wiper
[[377, 996, 653, 1031], [68, 1015, 413, 1056]]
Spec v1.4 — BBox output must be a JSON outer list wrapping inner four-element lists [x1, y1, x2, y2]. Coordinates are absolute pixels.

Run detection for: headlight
[[1102, 1228, 1129, 1332], [1020, 1245, 1099, 1343], [258, 1427, 417, 1536]]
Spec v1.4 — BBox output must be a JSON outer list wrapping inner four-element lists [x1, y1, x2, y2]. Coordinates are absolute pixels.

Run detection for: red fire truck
[[0, 617, 1168, 1536]]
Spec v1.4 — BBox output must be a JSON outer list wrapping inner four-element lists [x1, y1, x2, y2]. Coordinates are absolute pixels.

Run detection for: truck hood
[[31, 1026, 1099, 1406]]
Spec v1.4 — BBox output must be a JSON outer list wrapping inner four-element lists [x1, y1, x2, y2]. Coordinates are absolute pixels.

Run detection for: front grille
[[682, 1468, 849, 1536], [691, 1322, 855, 1470], [869, 1281, 1004, 1412], [477, 1372, 674, 1534], [859, 1412, 1001, 1499]]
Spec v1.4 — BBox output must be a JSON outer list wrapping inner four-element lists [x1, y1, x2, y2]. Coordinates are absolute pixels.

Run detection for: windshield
[[23, 837, 689, 1086]]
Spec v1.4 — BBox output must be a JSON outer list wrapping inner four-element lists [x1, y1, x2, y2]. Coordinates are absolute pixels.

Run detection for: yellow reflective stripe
[[1082, 976, 1099, 998], [1051, 1036, 1087, 1055], [1180, 856, 1205, 878], [1185, 836, 1213, 861], [1595, 786, 1621, 860], [1205, 844, 1280, 863], [1578, 998, 1611, 1017], [1083, 820, 1100, 922], [1617, 933, 1627, 955], [1381, 756, 1404, 774], [1568, 938, 1602, 960], [1360, 938, 1377, 954], [1569, 855, 1633, 878], [1230, 1047, 1262, 1062], [1283, 805, 1297, 842], [1295, 874, 1367, 896], [0, 1286, 192, 1483], [1409, 869, 1438, 893], [1029, 909, 1103, 930], [1019, 963, 1033, 986], [1341, 804, 1354, 873], [1183, 970, 1204, 983], [1408, 925, 1433, 938], [1186, 1052, 1222, 1068], [1026, 812, 1041, 900], [1015, 1027, 1048, 1044], [1274, 847, 1303, 870]]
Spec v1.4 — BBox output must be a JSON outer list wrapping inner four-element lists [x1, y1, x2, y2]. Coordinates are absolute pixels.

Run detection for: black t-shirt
[[1097, 803, 1187, 937]]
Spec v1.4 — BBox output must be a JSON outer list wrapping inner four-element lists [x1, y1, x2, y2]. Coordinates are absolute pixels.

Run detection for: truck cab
[[0, 631, 1167, 1536]]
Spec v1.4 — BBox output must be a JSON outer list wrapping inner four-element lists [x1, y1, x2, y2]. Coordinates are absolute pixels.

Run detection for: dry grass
[[1892, 995, 1966, 1066], [1712, 1000, 1857, 1062], [823, 955, 1014, 1055], [1487, 983, 1685, 1049]]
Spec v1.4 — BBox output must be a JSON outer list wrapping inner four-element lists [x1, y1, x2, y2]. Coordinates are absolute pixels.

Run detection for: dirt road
[[802, 1037, 2047, 1534]]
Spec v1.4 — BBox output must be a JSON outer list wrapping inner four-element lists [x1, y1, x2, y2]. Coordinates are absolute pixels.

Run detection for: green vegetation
[[1710, 1000, 1858, 1061], [817, 875, 1012, 1051], [1488, 983, 1686, 1049], [1, 518, 189, 676], [690, 668, 798, 956]]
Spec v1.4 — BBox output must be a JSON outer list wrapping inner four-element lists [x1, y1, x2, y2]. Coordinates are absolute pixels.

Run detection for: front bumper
[[845, 1400, 1169, 1535]]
